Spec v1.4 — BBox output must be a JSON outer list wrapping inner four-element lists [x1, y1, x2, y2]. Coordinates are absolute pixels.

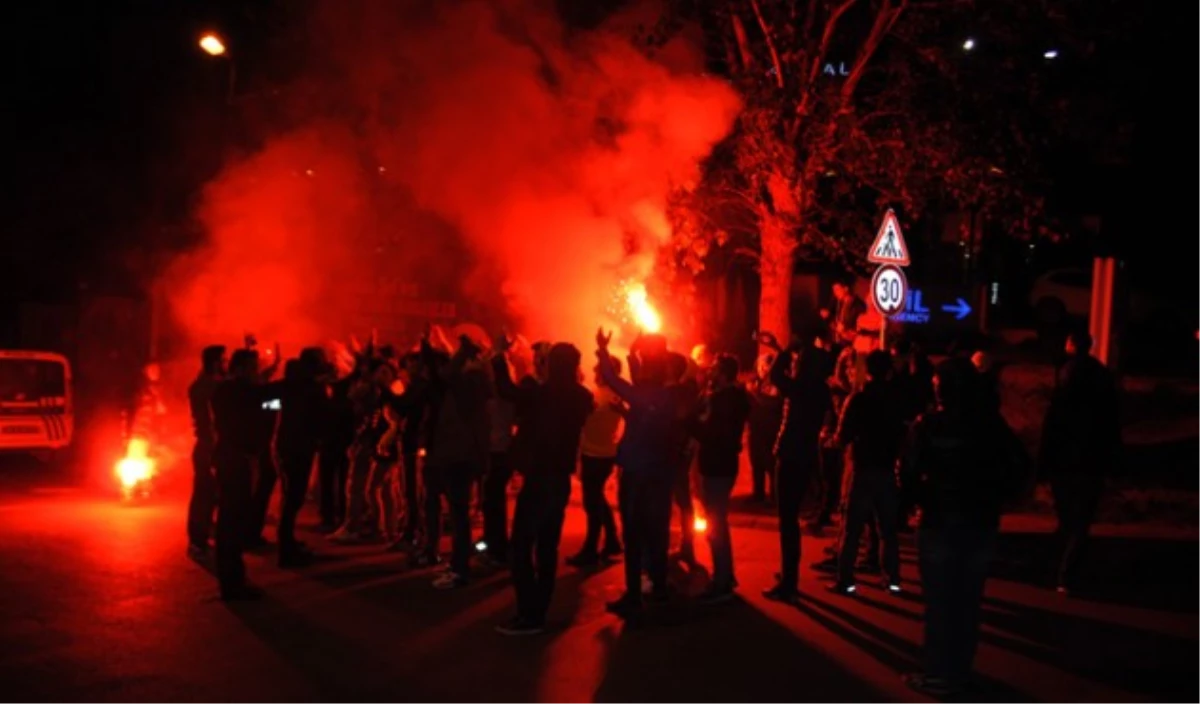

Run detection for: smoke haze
[[166, 0, 740, 354]]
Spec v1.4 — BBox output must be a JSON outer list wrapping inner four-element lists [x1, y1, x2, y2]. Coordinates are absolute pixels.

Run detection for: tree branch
[[797, 0, 858, 117], [727, 3, 754, 73], [748, 0, 785, 88], [839, 0, 908, 103]]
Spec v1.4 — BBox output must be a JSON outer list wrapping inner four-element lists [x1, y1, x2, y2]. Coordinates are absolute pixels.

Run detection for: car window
[[1049, 271, 1091, 288]]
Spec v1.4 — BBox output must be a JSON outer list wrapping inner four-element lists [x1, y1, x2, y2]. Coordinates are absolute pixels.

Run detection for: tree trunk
[[758, 214, 796, 345]]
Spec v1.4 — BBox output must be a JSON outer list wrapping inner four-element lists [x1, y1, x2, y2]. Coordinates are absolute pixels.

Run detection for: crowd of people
[[184, 278, 1119, 698]]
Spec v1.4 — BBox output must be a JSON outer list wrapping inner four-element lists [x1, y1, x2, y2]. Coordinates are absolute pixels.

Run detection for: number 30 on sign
[[870, 264, 908, 316]]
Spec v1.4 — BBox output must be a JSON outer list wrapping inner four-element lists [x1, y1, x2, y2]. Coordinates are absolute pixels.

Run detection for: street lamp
[[198, 32, 226, 56], [197, 32, 236, 103], [1043, 49, 1059, 59], [962, 37, 976, 51]]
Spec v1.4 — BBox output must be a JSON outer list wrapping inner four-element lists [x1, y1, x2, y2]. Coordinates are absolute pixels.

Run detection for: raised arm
[[490, 353, 523, 403], [597, 348, 637, 402]]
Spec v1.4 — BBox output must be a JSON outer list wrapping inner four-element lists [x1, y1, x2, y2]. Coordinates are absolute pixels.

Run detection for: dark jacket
[[502, 373, 542, 470], [211, 377, 268, 457], [747, 377, 783, 437], [689, 385, 751, 477], [423, 345, 491, 471], [187, 374, 219, 445], [393, 376, 430, 456], [598, 349, 675, 476], [1038, 354, 1120, 479], [322, 375, 358, 452], [272, 376, 329, 455], [493, 355, 593, 479], [892, 365, 934, 424], [668, 378, 701, 469], [835, 379, 906, 474], [770, 347, 833, 465], [908, 409, 1030, 531]]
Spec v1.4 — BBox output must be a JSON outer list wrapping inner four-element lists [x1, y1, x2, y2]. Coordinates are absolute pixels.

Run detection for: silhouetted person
[[758, 331, 832, 602], [420, 334, 491, 589], [274, 349, 330, 568], [246, 345, 281, 548], [331, 360, 394, 543], [597, 330, 676, 618], [369, 394, 402, 541], [1039, 329, 1120, 595], [211, 349, 269, 601], [391, 352, 429, 546], [689, 354, 751, 602], [904, 358, 1030, 697], [187, 345, 225, 559], [479, 348, 530, 566], [493, 339, 594, 635], [812, 344, 858, 532], [666, 351, 699, 565], [828, 351, 905, 595], [971, 351, 1002, 416], [318, 364, 357, 532], [822, 278, 866, 349], [747, 353, 782, 504], [569, 355, 625, 566]]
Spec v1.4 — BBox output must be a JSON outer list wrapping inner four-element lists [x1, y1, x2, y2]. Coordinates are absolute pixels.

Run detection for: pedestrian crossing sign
[[867, 209, 910, 266]]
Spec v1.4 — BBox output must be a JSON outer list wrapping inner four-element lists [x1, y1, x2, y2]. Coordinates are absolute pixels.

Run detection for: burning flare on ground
[[623, 282, 662, 334], [116, 437, 156, 494]]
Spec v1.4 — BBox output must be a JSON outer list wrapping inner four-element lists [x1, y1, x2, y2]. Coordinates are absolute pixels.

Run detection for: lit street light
[[197, 32, 236, 104], [198, 32, 226, 57], [962, 37, 976, 51], [1043, 49, 1059, 59]]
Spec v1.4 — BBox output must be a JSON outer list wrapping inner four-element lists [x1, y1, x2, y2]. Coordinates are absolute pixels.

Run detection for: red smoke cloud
[[166, 1, 740, 354]]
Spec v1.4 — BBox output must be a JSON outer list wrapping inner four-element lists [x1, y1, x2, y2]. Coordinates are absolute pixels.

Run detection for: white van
[[0, 350, 73, 456]]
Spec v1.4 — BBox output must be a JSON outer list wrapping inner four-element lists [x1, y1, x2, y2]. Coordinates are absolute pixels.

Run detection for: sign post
[[867, 209, 911, 347]]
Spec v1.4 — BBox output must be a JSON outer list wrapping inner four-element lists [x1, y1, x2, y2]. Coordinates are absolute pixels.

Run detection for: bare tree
[[650, 0, 1123, 343]]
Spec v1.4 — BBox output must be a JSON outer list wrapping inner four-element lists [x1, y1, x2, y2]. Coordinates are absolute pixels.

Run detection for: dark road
[[0, 462, 1195, 702]]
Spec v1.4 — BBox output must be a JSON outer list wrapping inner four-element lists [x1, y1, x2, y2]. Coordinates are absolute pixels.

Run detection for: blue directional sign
[[941, 297, 972, 321], [890, 288, 973, 326]]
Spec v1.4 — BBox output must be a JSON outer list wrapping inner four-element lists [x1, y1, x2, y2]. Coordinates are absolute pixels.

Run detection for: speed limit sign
[[870, 264, 908, 316]]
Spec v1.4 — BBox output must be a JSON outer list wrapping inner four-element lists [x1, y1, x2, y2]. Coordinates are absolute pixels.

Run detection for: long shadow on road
[[795, 593, 1035, 703], [593, 595, 889, 703], [978, 595, 1199, 702], [989, 532, 1200, 612]]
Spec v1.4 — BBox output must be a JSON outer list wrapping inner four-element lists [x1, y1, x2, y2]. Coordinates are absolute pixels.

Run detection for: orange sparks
[[625, 282, 662, 333]]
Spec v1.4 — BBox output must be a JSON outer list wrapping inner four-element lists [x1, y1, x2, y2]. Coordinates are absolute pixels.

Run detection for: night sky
[[1, 0, 1193, 310]]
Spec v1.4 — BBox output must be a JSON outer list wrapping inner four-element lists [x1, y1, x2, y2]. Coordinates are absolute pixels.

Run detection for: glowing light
[[1043, 49, 1058, 59], [962, 38, 976, 51], [198, 33, 227, 57], [624, 282, 662, 333], [115, 437, 155, 490], [693, 515, 708, 534]]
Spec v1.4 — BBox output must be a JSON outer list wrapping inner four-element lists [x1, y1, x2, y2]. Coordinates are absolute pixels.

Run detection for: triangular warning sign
[[867, 209, 910, 266]]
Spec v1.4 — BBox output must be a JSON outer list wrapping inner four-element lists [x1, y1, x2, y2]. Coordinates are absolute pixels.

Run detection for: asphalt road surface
[[0, 458, 1195, 702]]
